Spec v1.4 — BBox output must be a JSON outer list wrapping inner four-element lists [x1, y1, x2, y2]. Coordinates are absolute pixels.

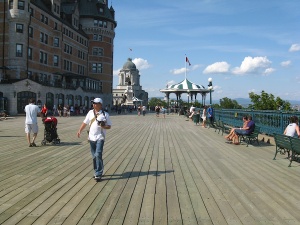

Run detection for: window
[[16, 24, 23, 33], [103, 21, 107, 28], [29, 7, 34, 16], [41, 14, 48, 24], [54, 22, 58, 30], [39, 51, 48, 64], [40, 32, 48, 44], [18, 0, 24, 10], [28, 47, 32, 60], [9, 0, 13, 9], [16, 44, 23, 57], [92, 63, 102, 73], [53, 55, 59, 66], [92, 48, 103, 56], [94, 20, 98, 26], [54, 37, 59, 47], [28, 27, 33, 37], [63, 60, 72, 71]]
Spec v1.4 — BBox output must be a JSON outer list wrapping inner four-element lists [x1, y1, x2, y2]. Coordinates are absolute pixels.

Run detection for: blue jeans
[[89, 139, 104, 176]]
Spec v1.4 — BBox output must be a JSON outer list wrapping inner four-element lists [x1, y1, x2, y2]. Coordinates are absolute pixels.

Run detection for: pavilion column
[[165, 93, 170, 109]]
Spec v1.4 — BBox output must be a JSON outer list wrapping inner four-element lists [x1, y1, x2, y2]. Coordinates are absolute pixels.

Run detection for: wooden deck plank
[[1, 114, 300, 225]]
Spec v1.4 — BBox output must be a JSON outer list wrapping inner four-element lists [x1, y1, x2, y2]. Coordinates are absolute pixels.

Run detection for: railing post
[[280, 111, 284, 134]]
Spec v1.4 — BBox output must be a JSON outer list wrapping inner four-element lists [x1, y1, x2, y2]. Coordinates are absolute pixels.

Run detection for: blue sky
[[111, 0, 300, 101]]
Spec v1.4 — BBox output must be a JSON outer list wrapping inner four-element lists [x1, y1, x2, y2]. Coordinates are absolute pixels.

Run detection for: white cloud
[[289, 44, 300, 52], [170, 68, 187, 75], [203, 61, 230, 74], [170, 64, 201, 75], [280, 60, 291, 67], [132, 58, 151, 70], [232, 56, 271, 75], [263, 68, 275, 76]]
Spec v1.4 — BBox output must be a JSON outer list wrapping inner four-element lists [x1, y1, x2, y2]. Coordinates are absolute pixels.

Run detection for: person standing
[[58, 104, 63, 117], [24, 98, 40, 147], [77, 98, 112, 181], [53, 104, 57, 116], [201, 106, 207, 127], [207, 105, 214, 127], [142, 105, 146, 116]]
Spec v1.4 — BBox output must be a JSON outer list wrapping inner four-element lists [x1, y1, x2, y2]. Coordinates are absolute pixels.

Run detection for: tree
[[248, 90, 291, 110], [219, 97, 242, 109], [148, 98, 167, 108]]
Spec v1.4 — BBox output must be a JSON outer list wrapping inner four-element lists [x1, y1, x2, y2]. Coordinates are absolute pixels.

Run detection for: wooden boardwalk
[[0, 113, 299, 225]]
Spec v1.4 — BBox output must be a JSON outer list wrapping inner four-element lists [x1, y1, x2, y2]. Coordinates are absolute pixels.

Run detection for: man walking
[[24, 98, 40, 147], [77, 98, 112, 181]]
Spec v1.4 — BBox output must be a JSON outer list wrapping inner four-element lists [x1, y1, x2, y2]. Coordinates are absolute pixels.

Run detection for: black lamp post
[[208, 78, 213, 105], [187, 90, 190, 107]]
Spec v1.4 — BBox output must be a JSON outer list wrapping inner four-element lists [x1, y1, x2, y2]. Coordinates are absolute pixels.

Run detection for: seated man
[[231, 116, 255, 145]]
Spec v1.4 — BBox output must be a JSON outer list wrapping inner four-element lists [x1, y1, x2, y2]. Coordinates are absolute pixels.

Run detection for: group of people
[[155, 105, 167, 118], [224, 115, 255, 145], [188, 105, 214, 127]]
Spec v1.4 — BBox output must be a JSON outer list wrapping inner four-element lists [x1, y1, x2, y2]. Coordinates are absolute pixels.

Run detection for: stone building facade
[[0, 0, 116, 115], [112, 58, 148, 107]]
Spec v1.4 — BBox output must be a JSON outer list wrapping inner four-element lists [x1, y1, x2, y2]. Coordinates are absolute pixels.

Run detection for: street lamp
[[207, 78, 213, 105]]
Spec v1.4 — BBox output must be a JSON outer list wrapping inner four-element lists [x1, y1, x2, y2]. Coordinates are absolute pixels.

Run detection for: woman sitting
[[284, 116, 300, 138], [225, 116, 248, 141]]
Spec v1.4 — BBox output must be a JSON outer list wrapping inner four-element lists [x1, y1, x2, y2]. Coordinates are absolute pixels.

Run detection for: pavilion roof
[[160, 78, 208, 93]]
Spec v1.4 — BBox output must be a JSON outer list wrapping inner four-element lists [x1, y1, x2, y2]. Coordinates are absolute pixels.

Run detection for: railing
[[214, 109, 299, 135]]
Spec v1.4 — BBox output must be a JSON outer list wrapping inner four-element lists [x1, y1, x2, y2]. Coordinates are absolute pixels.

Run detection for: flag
[[186, 56, 191, 66]]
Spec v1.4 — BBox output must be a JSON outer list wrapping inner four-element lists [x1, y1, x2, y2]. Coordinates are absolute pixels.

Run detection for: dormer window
[[99, 7, 103, 14]]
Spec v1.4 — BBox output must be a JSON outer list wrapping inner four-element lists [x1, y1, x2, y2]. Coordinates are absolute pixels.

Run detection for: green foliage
[[219, 97, 242, 109], [148, 97, 167, 108], [248, 90, 291, 110]]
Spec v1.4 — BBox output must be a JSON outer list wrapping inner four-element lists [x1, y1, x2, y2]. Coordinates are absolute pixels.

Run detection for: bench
[[273, 133, 292, 160], [287, 137, 300, 167], [214, 120, 231, 135], [273, 134, 300, 167], [239, 125, 261, 147]]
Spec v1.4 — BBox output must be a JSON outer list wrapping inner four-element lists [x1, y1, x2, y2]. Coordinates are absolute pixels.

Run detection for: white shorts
[[25, 124, 38, 134]]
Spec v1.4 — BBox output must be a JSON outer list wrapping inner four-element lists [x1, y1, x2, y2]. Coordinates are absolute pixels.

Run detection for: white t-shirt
[[285, 123, 297, 137], [83, 109, 112, 141], [24, 103, 39, 124]]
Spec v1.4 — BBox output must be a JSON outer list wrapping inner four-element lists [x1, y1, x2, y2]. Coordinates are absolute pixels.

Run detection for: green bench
[[238, 125, 261, 147], [214, 120, 231, 135], [273, 133, 292, 160], [273, 133, 300, 167]]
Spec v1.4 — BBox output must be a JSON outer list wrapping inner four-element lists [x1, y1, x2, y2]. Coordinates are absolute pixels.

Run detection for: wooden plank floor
[[0, 112, 300, 225]]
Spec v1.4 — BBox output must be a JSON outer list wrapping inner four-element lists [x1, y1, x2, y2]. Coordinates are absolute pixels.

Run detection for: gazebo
[[159, 78, 213, 108]]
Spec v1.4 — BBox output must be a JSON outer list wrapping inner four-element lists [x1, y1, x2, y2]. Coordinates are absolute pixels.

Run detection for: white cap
[[91, 98, 103, 104]]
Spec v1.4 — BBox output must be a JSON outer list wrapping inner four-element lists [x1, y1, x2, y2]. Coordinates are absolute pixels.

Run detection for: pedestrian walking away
[[24, 98, 40, 147], [77, 97, 112, 181]]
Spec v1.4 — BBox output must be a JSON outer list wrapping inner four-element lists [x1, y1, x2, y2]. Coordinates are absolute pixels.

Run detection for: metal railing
[[214, 109, 300, 135]]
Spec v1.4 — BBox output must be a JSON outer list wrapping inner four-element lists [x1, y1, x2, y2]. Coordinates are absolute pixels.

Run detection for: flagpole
[[185, 55, 187, 79]]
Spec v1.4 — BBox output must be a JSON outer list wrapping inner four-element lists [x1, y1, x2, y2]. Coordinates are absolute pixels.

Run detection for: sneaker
[[94, 175, 102, 181], [31, 143, 37, 147], [29, 144, 33, 147]]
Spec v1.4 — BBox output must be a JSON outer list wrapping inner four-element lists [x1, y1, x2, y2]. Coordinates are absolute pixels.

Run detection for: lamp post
[[187, 90, 190, 107], [207, 78, 213, 105]]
